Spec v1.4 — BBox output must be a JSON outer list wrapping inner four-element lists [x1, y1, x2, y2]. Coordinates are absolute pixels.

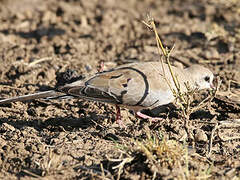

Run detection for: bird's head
[[186, 65, 214, 90]]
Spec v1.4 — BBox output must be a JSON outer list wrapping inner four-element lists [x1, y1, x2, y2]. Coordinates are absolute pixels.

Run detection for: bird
[[0, 62, 214, 126]]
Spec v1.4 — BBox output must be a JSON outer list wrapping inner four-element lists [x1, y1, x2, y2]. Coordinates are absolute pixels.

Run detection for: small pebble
[[194, 129, 208, 142]]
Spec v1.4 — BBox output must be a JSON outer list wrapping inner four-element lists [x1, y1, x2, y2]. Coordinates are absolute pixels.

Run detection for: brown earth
[[0, 0, 240, 179]]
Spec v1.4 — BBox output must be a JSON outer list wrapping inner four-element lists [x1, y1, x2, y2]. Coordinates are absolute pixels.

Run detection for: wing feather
[[59, 66, 146, 105]]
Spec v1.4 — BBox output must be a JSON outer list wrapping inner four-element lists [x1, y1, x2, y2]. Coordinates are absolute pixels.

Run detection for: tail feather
[[0, 90, 64, 104]]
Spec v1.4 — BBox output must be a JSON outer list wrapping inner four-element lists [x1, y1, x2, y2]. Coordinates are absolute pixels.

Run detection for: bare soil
[[0, 0, 240, 179]]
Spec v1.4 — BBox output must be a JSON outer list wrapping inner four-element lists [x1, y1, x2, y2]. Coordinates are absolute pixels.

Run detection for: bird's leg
[[115, 105, 125, 127], [136, 111, 163, 123]]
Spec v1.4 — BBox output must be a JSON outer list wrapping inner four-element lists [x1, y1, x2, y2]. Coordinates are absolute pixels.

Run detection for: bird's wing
[[59, 62, 178, 107], [59, 65, 147, 105]]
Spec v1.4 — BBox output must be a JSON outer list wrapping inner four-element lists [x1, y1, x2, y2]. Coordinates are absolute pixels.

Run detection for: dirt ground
[[0, 0, 240, 179]]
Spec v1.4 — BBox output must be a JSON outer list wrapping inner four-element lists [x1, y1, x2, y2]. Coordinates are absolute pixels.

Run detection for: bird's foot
[[136, 111, 163, 123]]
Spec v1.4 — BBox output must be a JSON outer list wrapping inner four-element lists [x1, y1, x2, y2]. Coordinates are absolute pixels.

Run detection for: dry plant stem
[[22, 169, 42, 178], [150, 21, 186, 102], [150, 21, 167, 56], [27, 57, 52, 67], [149, 21, 172, 92], [148, 20, 188, 115], [100, 163, 106, 179], [207, 123, 219, 157]]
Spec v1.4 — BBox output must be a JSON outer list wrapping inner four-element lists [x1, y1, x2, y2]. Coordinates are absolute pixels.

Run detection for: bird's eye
[[204, 76, 210, 82]]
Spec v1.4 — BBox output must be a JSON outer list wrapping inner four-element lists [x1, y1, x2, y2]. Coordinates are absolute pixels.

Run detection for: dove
[[0, 62, 214, 125]]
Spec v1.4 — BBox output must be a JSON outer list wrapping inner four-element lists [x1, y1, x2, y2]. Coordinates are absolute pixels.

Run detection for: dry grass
[[34, 147, 64, 176], [136, 130, 186, 168], [108, 129, 187, 179]]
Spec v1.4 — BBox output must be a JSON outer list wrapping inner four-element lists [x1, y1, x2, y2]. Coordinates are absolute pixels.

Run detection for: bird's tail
[[0, 90, 65, 105]]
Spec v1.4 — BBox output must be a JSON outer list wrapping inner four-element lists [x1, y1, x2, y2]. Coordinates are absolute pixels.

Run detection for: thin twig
[[207, 123, 218, 157], [107, 155, 134, 180], [22, 169, 42, 178], [27, 57, 52, 67]]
